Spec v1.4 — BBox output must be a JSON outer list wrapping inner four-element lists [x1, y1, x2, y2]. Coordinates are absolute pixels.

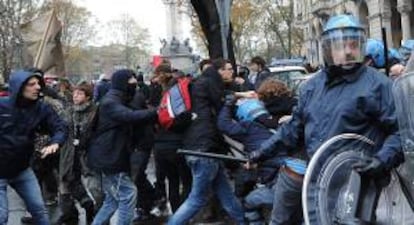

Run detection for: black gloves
[[353, 156, 386, 177], [248, 150, 264, 163], [224, 94, 236, 106]]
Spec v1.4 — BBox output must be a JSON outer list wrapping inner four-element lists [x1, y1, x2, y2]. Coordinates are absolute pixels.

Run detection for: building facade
[[294, 0, 413, 66]]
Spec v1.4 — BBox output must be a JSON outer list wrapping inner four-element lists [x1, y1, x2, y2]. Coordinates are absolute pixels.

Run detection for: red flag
[[152, 55, 163, 67]]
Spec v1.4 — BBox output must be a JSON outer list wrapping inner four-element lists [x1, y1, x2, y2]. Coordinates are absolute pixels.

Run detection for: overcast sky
[[76, 0, 183, 54]]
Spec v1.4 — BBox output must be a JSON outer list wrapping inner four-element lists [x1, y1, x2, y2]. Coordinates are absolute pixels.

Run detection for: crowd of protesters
[[1, 13, 414, 225]]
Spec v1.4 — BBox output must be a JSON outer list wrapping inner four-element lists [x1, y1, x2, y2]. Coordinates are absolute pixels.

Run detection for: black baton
[[177, 149, 249, 163]]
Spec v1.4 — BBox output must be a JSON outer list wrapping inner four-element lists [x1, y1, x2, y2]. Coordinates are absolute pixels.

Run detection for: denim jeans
[[244, 185, 274, 225], [270, 170, 303, 225], [154, 149, 192, 212], [92, 172, 137, 225], [0, 168, 50, 225], [130, 151, 155, 213], [168, 156, 245, 225]]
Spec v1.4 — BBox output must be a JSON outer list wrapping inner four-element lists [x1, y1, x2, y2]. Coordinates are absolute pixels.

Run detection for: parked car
[[268, 66, 310, 93]]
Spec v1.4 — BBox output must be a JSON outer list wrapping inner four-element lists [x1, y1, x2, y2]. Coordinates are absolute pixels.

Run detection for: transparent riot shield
[[393, 72, 414, 152], [375, 71, 414, 225], [302, 133, 376, 225]]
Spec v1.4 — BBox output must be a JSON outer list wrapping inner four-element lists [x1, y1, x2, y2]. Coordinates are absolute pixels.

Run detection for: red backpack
[[158, 77, 192, 130]]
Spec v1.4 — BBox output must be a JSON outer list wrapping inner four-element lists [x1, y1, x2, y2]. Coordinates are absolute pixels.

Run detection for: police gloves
[[353, 156, 386, 177], [248, 150, 264, 163]]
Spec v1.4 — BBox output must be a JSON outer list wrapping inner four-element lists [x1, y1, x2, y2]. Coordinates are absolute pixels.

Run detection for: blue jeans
[[270, 170, 303, 225], [168, 157, 245, 225], [244, 185, 274, 225], [0, 168, 49, 225], [92, 172, 137, 225]]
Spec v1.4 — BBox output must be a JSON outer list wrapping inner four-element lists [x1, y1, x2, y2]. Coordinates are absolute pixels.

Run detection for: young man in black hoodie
[[0, 70, 67, 225], [168, 59, 245, 225], [87, 69, 157, 225]]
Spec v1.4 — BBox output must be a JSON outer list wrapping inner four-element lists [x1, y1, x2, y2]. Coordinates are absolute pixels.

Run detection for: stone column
[[367, 0, 393, 47], [398, 1, 413, 42], [367, 0, 382, 39], [381, 11, 394, 48], [163, 0, 183, 41]]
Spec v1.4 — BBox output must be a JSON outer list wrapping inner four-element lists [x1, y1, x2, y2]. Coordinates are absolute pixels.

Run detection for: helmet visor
[[322, 29, 366, 67]]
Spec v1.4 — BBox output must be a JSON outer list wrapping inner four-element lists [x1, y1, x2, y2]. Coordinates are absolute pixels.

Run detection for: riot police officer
[[248, 14, 404, 225]]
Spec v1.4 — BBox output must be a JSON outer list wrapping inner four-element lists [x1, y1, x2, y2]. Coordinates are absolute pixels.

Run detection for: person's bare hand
[[39, 143, 59, 159], [243, 161, 258, 170], [278, 115, 292, 124], [235, 91, 257, 99], [234, 77, 245, 85]]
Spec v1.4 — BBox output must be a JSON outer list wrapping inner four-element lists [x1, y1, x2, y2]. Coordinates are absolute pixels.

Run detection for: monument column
[[163, 0, 183, 41]]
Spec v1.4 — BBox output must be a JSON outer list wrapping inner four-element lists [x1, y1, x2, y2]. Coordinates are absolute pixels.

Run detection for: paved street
[[6, 157, 229, 225]]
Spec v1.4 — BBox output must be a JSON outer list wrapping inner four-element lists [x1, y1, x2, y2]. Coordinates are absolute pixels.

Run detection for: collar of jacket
[[324, 65, 367, 87], [108, 89, 129, 102], [73, 101, 92, 112]]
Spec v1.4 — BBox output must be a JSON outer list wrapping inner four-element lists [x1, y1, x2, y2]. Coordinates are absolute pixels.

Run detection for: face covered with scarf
[[111, 69, 138, 100]]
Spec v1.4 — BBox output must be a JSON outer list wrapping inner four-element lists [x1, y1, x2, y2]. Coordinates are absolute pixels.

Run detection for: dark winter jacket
[[148, 82, 162, 107], [183, 66, 225, 152], [0, 70, 67, 178], [129, 91, 155, 152], [218, 105, 285, 183], [88, 70, 157, 173], [254, 68, 271, 90], [93, 79, 111, 103], [258, 65, 404, 170]]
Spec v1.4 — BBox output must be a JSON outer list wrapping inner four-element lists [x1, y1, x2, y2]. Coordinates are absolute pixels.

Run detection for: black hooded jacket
[[0, 70, 67, 178], [87, 70, 157, 173], [182, 67, 225, 152]]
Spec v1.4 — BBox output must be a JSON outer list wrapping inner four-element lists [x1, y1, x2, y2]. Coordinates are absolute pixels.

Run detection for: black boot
[[55, 194, 79, 224], [80, 199, 95, 224]]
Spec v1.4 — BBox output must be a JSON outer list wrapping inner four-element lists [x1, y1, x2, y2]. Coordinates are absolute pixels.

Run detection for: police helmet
[[321, 14, 366, 68], [236, 99, 268, 122], [400, 39, 414, 62], [365, 39, 385, 68], [388, 48, 403, 66]]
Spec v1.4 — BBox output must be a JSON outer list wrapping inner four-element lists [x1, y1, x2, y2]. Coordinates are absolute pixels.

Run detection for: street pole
[[378, 0, 389, 76], [215, 0, 231, 59]]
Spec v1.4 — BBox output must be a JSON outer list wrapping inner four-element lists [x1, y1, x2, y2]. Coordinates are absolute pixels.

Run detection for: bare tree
[[106, 13, 151, 69], [231, 0, 262, 63], [0, 0, 40, 81], [262, 0, 303, 58]]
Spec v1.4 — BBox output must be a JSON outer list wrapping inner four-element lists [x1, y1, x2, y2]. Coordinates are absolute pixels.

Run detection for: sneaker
[[20, 215, 33, 224], [45, 198, 57, 206], [133, 208, 155, 222]]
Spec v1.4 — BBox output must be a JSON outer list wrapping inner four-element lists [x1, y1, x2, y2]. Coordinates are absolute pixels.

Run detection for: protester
[[93, 73, 111, 103], [58, 83, 101, 224], [87, 69, 157, 225], [0, 70, 67, 225], [249, 56, 271, 90], [129, 85, 158, 222], [152, 64, 192, 214], [168, 59, 245, 225]]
